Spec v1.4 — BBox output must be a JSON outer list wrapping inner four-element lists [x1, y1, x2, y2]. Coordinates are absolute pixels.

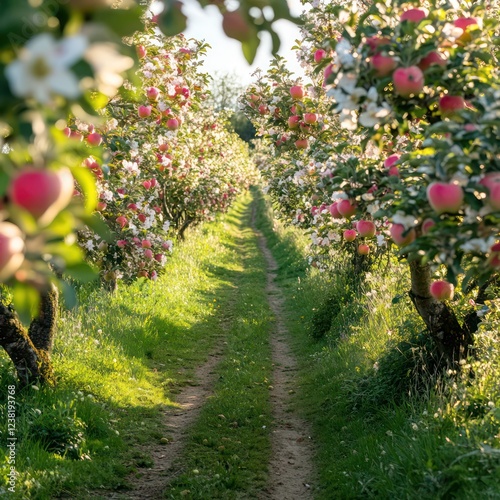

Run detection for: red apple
[[384, 155, 399, 168], [117, 239, 127, 248], [86, 132, 102, 147], [222, 9, 253, 42], [147, 87, 160, 101], [357, 244, 370, 255], [430, 280, 454, 301], [356, 220, 376, 238], [9, 167, 74, 226], [454, 17, 478, 44], [314, 49, 326, 63], [69, 130, 83, 141], [258, 104, 268, 115], [0, 222, 25, 281], [371, 53, 397, 77], [390, 223, 416, 247], [143, 180, 152, 189], [323, 64, 333, 85], [337, 199, 356, 218], [343, 229, 357, 242], [288, 115, 300, 129], [329, 202, 342, 219], [439, 95, 465, 116], [427, 182, 464, 214], [421, 218, 436, 234], [304, 113, 318, 124], [138, 105, 152, 118], [488, 243, 500, 268], [144, 249, 153, 259], [295, 139, 309, 149], [166, 118, 179, 130], [138, 213, 147, 223], [393, 66, 424, 97], [418, 51, 447, 71], [366, 36, 391, 53], [290, 85, 304, 100], [401, 8, 426, 23], [116, 216, 128, 228], [154, 253, 164, 262], [136, 45, 146, 58], [141, 239, 152, 248]]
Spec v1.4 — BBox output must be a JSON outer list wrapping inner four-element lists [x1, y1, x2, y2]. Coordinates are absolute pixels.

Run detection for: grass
[[253, 188, 500, 499], [164, 191, 274, 499], [0, 191, 273, 499]]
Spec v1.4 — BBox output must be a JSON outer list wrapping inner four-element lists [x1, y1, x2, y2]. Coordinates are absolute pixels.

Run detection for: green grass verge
[[0, 191, 272, 499], [253, 188, 500, 499]]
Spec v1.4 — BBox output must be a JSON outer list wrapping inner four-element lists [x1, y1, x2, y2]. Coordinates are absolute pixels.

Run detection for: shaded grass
[[253, 188, 500, 499], [0, 191, 270, 499]]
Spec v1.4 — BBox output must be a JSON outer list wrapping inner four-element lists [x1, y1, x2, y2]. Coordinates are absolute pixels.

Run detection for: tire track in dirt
[[253, 209, 316, 500], [100, 349, 223, 499]]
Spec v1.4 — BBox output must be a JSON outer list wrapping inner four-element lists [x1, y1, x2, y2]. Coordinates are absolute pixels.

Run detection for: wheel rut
[[99, 350, 222, 499], [253, 210, 316, 500]]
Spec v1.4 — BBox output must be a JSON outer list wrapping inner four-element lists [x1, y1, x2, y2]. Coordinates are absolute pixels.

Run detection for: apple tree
[[244, 0, 500, 364]]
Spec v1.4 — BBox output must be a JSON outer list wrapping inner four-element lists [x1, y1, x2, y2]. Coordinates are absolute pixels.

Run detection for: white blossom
[[6, 33, 87, 104]]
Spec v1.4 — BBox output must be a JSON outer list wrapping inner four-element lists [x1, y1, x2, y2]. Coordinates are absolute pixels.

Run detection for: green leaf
[[242, 34, 261, 64], [44, 242, 84, 266], [82, 214, 113, 243], [158, 0, 187, 36], [71, 166, 98, 214], [94, 6, 144, 37], [59, 280, 78, 310], [65, 262, 97, 283], [11, 282, 39, 325], [270, 28, 281, 55]]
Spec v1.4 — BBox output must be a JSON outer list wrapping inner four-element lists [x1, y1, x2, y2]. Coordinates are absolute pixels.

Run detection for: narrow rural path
[[253, 210, 316, 499], [103, 349, 223, 499]]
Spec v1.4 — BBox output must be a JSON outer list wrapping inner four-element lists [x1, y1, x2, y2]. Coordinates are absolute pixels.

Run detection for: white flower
[[359, 102, 391, 128], [392, 211, 418, 228], [376, 234, 387, 247], [340, 110, 358, 130], [84, 42, 134, 97], [6, 33, 88, 104], [162, 221, 171, 232], [123, 160, 139, 175], [337, 72, 358, 93], [460, 236, 495, 253], [335, 39, 355, 68]]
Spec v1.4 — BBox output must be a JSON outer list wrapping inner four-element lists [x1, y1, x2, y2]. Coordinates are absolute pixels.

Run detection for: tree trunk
[[408, 259, 471, 364], [178, 218, 194, 240], [0, 285, 58, 387]]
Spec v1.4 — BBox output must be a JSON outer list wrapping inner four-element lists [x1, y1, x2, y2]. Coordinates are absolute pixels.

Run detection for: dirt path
[[253, 214, 316, 499], [102, 350, 222, 499]]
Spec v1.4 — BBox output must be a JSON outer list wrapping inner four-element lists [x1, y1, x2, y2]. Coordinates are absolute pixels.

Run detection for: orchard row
[[243, 0, 500, 361]]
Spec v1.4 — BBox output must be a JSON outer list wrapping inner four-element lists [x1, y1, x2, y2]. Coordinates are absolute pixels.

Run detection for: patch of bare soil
[[253, 214, 316, 499], [100, 351, 222, 499]]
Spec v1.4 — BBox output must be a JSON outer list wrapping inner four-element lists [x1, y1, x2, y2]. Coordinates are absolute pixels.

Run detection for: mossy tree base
[[0, 285, 58, 387]]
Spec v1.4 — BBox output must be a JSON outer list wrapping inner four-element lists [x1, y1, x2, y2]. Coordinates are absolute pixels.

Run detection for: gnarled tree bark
[[0, 284, 58, 387]]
